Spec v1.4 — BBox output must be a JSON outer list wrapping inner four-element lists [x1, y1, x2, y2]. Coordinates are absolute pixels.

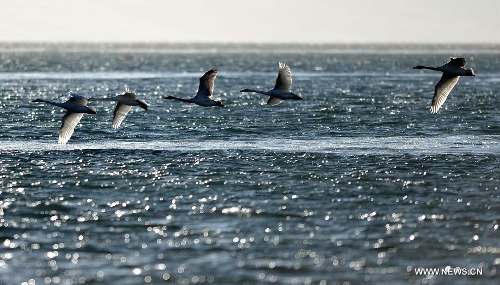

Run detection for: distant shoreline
[[0, 42, 498, 54]]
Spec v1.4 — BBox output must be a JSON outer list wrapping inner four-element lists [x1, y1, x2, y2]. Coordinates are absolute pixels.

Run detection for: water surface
[[1, 43, 499, 285]]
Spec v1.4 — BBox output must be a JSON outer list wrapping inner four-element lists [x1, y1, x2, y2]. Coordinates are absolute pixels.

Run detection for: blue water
[[1, 43, 500, 285]]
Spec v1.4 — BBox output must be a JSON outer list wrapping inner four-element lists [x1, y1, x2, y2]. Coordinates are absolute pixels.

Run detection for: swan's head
[[86, 106, 97, 114], [466, 68, 475, 76], [293, 93, 303, 100], [215, 101, 224, 107]]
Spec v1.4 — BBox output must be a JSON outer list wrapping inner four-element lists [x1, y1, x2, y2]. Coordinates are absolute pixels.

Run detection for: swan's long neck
[[33, 99, 65, 108], [165, 96, 193, 103], [90, 97, 116, 102], [240, 89, 269, 95], [413, 66, 439, 71]]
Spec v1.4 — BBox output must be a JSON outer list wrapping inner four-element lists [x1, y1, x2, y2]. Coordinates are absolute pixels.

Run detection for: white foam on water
[[1, 136, 499, 155], [0, 71, 207, 80]]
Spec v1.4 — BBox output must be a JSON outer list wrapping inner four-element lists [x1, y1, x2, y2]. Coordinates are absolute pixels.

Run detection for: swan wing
[[267, 96, 283, 106], [430, 74, 460, 113], [274, 62, 292, 92], [448, 57, 467, 68], [112, 103, 132, 129], [59, 111, 84, 144], [121, 88, 138, 99], [121, 93, 138, 100], [438, 57, 467, 73], [67, 92, 89, 106], [195, 69, 217, 100]]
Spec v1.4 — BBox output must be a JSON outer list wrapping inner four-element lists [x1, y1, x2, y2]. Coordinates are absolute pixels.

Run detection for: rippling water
[[1, 43, 500, 285]]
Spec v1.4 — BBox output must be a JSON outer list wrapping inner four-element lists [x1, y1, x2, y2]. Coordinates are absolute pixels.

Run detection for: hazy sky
[[0, 0, 498, 43]]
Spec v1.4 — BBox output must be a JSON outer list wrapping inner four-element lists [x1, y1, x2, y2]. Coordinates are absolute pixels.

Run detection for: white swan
[[240, 62, 302, 105], [413, 57, 475, 113], [164, 69, 224, 107], [90, 86, 148, 129], [32, 92, 97, 144]]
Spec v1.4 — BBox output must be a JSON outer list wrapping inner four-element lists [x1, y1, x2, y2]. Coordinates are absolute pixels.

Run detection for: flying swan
[[164, 69, 224, 107], [32, 92, 97, 144], [413, 56, 475, 113], [90, 86, 148, 129], [240, 62, 302, 105]]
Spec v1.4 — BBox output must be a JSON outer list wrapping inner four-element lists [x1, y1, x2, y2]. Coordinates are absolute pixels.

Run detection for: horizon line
[[1, 41, 499, 46]]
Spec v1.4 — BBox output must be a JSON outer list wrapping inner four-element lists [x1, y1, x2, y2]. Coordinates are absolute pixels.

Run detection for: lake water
[[1, 43, 499, 285]]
